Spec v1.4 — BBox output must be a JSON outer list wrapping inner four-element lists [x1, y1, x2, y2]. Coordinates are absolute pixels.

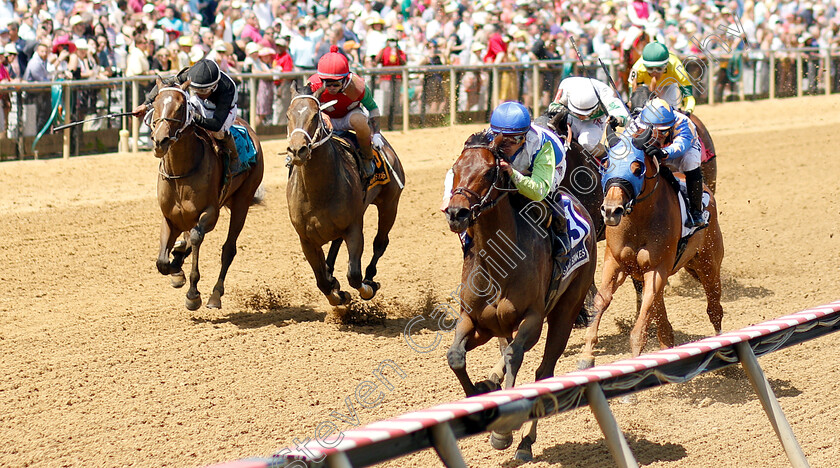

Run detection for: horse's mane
[[462, 130, 504, 160], [629, 85, 653, 115]]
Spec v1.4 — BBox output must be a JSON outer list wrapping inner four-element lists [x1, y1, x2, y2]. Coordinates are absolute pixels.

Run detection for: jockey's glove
[[546, 102, 563, 114], [608, 115, 622, 130], [372, 133, 385, 150], [644, 145, 667, 161]]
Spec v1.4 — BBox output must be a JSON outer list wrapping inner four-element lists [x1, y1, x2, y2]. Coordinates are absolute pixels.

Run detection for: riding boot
[[358, 138, 376, 181], [684, 167, 707, 228], [551, 204, 572, 260]]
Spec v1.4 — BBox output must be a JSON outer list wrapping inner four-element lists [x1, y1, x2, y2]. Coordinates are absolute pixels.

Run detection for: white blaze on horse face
[[163, 95, 173, 107]]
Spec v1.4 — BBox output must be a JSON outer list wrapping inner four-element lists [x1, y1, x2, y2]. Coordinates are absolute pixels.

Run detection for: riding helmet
[[188, 59, 221, 89], [566, 78, 600, 118], [642, 42, 669, 68], [490, 101, 531, 134], [317, 46, 350, 79], [639, 98, 676, 128]]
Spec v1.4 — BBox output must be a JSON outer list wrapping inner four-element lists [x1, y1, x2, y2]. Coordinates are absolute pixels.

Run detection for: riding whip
[[51, 112, 135, 132]]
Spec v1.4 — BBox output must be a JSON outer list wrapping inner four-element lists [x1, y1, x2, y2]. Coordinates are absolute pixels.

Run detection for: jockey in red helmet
[[308, 46, 382, 180]]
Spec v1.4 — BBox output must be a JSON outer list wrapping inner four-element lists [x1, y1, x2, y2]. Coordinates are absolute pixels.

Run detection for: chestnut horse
[[444, 131, 596, 461], [150, 79, 265, 310], [285, 83, 404, 306], [629, 84, 718, 193], [579, 138, 724, 368]]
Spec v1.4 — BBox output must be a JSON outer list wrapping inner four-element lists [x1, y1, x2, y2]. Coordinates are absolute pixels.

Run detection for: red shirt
[[307, 73, 366, 119], [376, 46, 406, 81], [484, 33, 507, 63]]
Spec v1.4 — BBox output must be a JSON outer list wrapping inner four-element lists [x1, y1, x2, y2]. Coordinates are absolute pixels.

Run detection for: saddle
[[331, 132, 391, 190]]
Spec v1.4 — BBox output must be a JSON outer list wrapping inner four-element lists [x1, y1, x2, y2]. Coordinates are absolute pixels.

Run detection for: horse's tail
[[574, 283, 598, 328], [252, 183, 267, 205]]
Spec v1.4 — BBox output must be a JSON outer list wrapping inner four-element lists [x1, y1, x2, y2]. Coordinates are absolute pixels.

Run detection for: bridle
[[605, 153, 660, 215], [287, 94, 333, 152], [152, 86, 200, 180], [450, 144, 519, 226]]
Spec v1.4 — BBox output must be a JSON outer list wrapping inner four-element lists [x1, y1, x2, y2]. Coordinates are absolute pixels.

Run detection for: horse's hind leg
[[630, 268, 669, 357], [687, 255, 724, 334], [361, 201, 400, 300], [207, 200, 251, 309], [580, 258, 625, 368], [326, 239, 343, 277], [344, 225, 375, 300]]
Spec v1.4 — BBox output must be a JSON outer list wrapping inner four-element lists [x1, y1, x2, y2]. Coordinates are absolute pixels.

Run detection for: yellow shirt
[[629, 54, 696, 113]]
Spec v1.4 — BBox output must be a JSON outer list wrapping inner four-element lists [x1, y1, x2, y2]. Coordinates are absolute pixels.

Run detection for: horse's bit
[[450, 145, 519, 225], [288, 94, 333, 154]]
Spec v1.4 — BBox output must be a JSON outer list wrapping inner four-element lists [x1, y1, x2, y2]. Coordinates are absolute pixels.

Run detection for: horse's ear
[[180, 79, 191, 91], [291, 80, 299, 96], [313, 85, 325, 98], [155, 75, 164, 88]]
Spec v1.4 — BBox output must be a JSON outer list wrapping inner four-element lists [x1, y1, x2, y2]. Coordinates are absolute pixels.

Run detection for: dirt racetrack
[[2, 95, 840, 468]]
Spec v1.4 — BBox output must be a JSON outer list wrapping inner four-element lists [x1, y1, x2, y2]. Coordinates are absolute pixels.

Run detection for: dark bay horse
[[285, 83, 404, 306], [150, 79, 264, 310], [444, 131, 596, 461], [629, 84, 718, 193], [579, 138, 724, 368]]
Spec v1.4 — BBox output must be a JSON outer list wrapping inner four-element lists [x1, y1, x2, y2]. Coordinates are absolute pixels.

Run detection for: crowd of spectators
[[1, 0, 839, 137]]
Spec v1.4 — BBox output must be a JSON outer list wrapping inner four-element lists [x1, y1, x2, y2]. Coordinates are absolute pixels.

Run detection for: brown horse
[[629, 84, 718, 193], [618, 29, 650, 98], [150, 79, 265, 310], [285, 83, 404, 306], [444, 131, 597, 461], [579, 138, 724, 368]]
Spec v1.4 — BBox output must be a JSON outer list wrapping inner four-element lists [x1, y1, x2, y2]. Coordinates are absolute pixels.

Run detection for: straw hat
[[245, 42, 261, 55], [258, 47, 276, 56]]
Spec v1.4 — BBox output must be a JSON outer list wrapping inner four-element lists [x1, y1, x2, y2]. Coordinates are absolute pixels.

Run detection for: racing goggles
[[647, 65, 666, 73], [497, 132, 527, 145], [649, 124, 673, 141], [323, 79, 345, 90], [190, 82, 218, 95]]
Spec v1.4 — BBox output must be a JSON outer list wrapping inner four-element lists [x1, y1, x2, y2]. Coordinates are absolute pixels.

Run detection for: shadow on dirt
[[668, 269, 774, 302], [191, 287, 324, 328], [502, 433, 686, 467]]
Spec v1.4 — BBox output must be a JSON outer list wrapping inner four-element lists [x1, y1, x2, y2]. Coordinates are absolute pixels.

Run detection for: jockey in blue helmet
[[633, 98, 706, 228], [490, 101, 571, 256]]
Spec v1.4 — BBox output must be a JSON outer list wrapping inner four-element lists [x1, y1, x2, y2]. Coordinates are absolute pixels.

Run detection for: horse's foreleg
[[185, 207, 219, 311], [490, 311, 543, 452], [580, 259, 625, 368], [446, 313, 490, 397], [630, 268, 668, 357], [169, 233, 191, 288], [653, 294, 674, 349], [207, 201, 251, 309], [361, 202, 399, 299], [300, 240, 348, 306]]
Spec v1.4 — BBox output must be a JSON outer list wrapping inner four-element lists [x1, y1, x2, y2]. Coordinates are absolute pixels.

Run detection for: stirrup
[[685, 210, 707, 228]]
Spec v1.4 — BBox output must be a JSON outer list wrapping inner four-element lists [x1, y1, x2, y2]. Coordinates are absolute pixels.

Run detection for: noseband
[[288, 94, 333, 152], [451, 145, 518, 225]]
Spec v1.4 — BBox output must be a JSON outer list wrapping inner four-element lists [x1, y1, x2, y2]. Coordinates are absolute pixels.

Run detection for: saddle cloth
[[332, 132, 392, 189], [675, 179, 712, 239], [555, 194, 591, 280], [229, 125, 257, 176]]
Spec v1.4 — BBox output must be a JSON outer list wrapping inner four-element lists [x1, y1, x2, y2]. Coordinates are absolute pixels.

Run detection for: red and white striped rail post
[[206, 300, 840, 468]]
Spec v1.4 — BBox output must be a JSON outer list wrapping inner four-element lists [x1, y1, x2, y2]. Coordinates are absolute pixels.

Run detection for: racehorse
[[444, 130, 597, 461], [285, 83, 404, 306], [150, 78, 265, 310], [579, 138, 724, 368], [629, 84, 718, 193], [618, 29, 650, 98]]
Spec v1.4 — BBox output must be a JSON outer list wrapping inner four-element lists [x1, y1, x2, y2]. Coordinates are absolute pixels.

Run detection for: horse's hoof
[[490, 431, 513, 450], [474, 379, 502, 395], [206, 294, 222, 309], [359, 280, 379, 300], [170, 271, 186, 288], [185, 295, 202, 311], [577, 358, 595, 370], [514, 436, 534, 461], [338, 291, 352, 305], [514, 448, 533, 462]]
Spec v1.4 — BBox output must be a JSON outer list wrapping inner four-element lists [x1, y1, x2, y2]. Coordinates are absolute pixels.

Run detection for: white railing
[[0, 48, 836, 160], [206, 300, 840, 468]]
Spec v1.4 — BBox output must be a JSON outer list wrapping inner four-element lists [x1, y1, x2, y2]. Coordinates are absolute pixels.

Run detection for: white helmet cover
[[566, 78, 600, 116]]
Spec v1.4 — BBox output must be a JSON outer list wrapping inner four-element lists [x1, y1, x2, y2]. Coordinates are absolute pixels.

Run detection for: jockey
[[442, 101, 570, 257], [629, 42, 696, 115], [632, 98, 706, 228], [133, 59, 239, 165], [545, 76, 629, 158], [307, 46, 382, 180]]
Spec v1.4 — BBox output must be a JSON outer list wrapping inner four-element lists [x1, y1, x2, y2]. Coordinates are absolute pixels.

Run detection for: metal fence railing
[[0, 48, 835, 160]]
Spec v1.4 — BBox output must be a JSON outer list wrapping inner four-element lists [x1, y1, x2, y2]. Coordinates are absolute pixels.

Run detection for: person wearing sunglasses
[[306, 46, 382, 180], [133, 59, 240, 168], [441, 101, 571, 258], [544, 76, 629, 159], [629, 42, 696, 115], [632, 98, 706, 228]]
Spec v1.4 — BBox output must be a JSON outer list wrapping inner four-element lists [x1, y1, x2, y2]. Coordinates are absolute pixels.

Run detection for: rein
[[288, 94, 333, 150], [451, 145, 519, 225]]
